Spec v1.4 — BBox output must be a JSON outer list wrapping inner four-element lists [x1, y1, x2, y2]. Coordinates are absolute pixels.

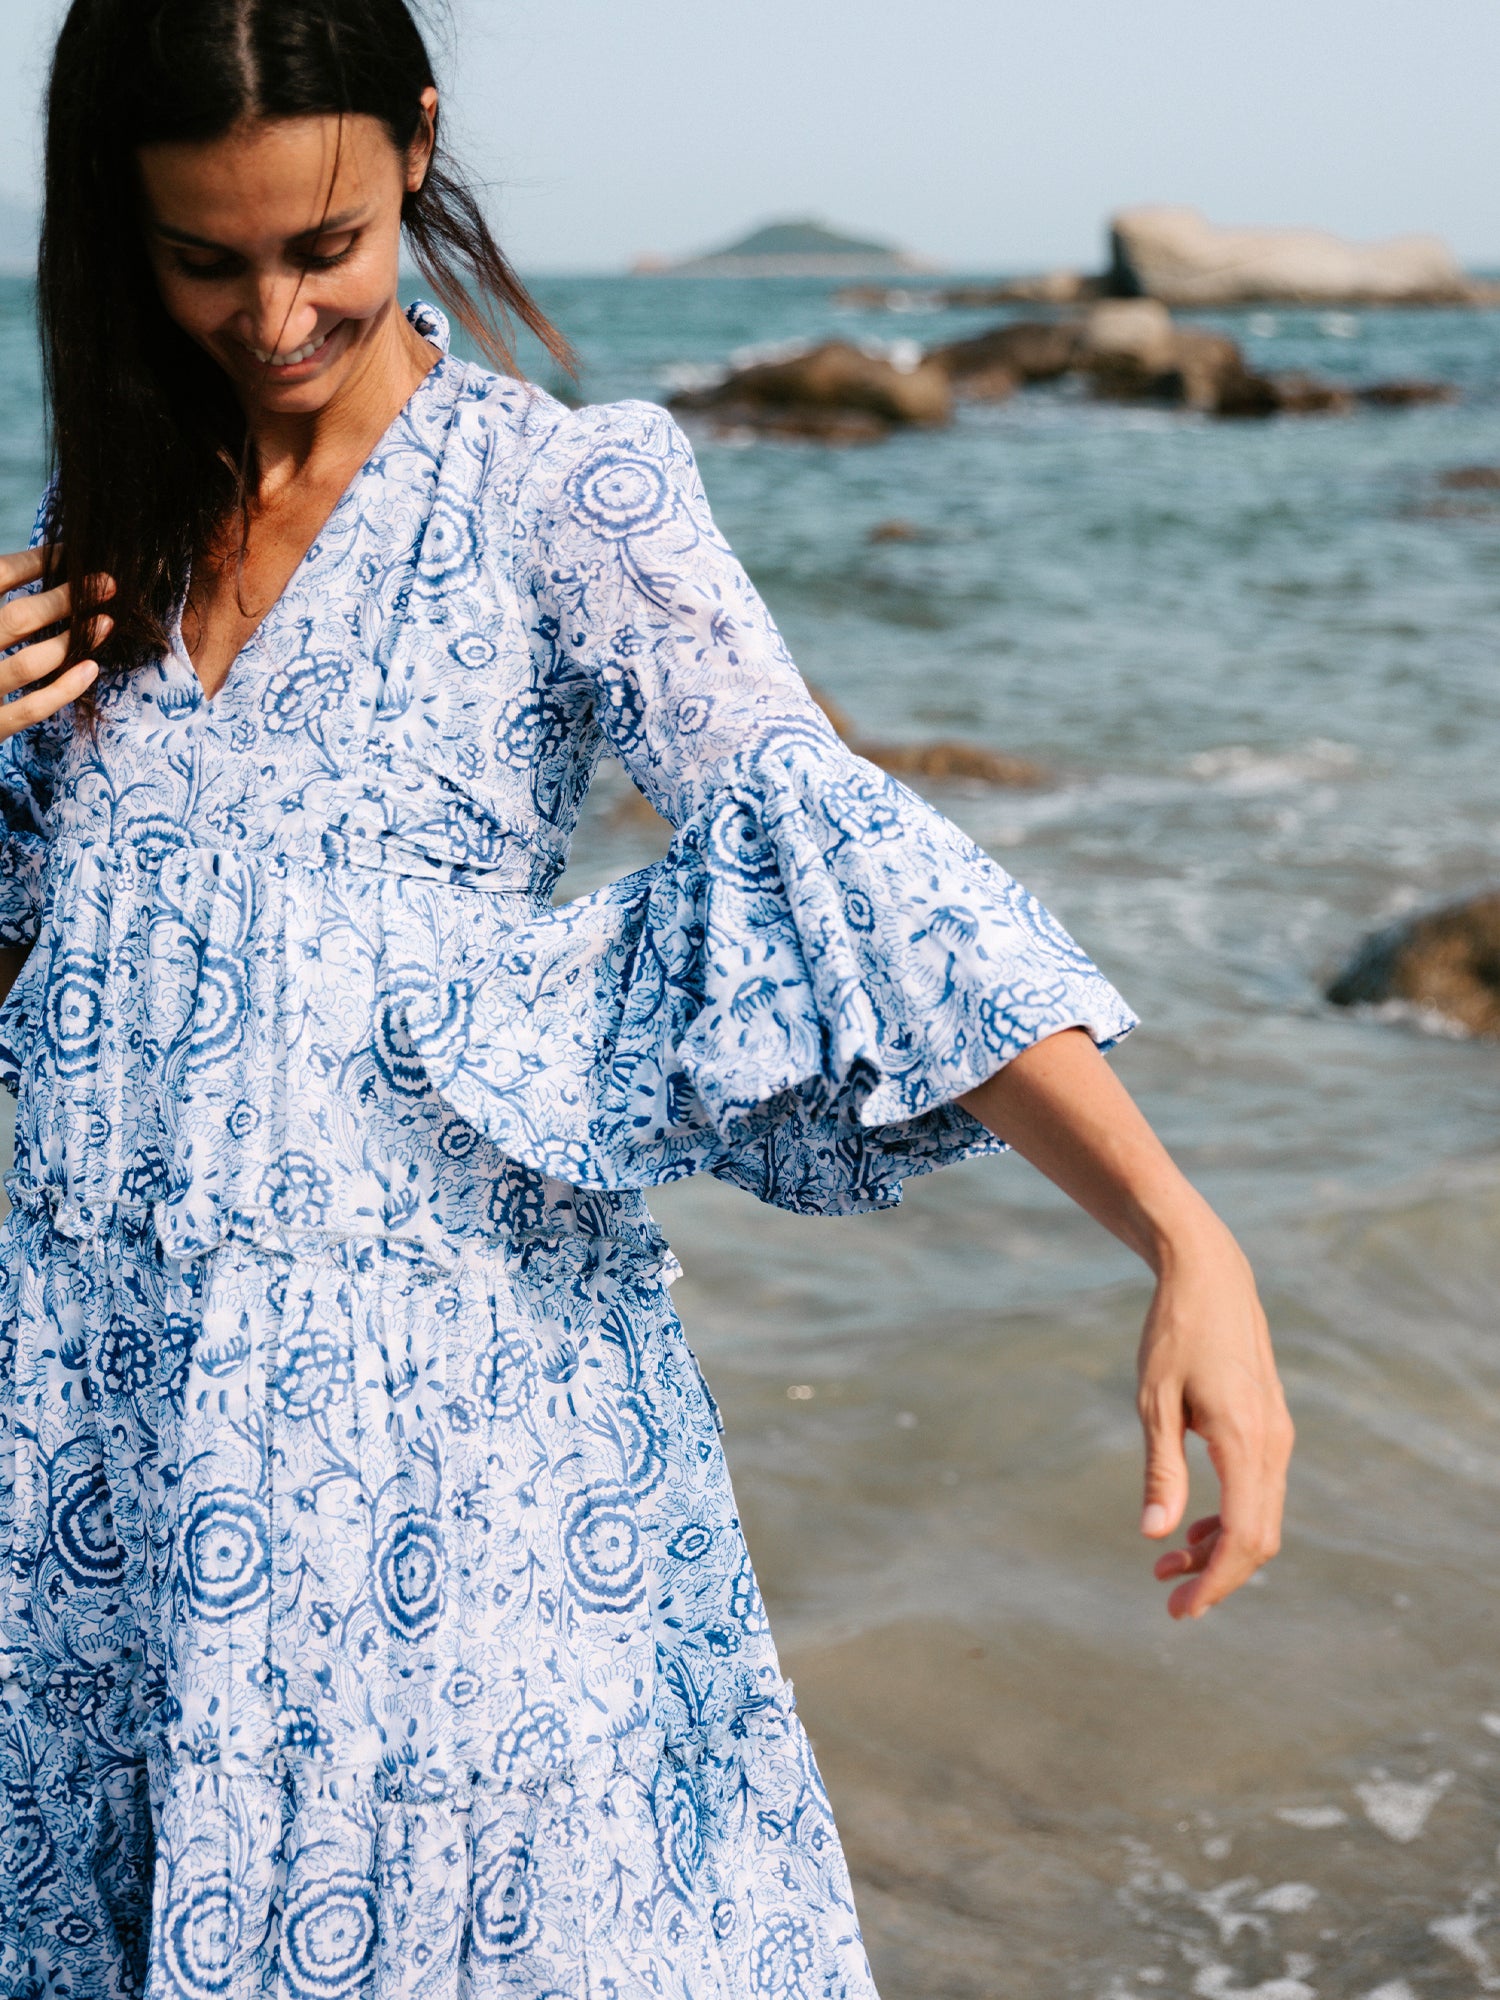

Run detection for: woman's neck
[[241, 298, 437, 510]]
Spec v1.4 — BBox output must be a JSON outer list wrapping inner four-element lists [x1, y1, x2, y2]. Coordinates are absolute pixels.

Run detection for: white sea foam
[[1429, 1905, 1500, 1989], [1355, 999, 1474, 1042], [656, 360, 729, 395], [1274, 1806, 1348, 1830], [1254, 1884, 1319, 1914], [1355, 1771, 1454, 1842], [1195, 1878, 1270, 1946], [726, 336, 815, 370], [879, 338, 924, 374], [1188, 741, 1358, 795]]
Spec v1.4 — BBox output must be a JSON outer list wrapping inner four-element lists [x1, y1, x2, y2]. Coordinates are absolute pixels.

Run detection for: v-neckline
[[176, 339, 450, 711]]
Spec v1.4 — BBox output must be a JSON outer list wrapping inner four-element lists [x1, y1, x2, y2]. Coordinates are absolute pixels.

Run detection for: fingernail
[[1141, 1504, 1168, 1536]]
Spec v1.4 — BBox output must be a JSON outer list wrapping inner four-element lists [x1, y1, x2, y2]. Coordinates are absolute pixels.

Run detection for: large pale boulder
[[671, 340, 951, 441], [1109, 206, 1475, 306]]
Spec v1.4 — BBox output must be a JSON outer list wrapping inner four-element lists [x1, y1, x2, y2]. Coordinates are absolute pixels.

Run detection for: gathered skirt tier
[[0, 1195, 874, 1998]]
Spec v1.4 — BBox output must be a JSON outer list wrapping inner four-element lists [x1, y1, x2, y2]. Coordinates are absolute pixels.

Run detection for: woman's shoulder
[[397, 303, 686, 497], [446, 367, 694, 496]]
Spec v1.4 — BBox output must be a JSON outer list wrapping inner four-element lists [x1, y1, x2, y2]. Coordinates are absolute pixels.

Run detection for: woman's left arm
[[960, 1026, 1293, 1621]]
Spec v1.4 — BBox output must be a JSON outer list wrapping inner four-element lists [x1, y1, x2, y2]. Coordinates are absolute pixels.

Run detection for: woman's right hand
[[0, 547, 111, 740]]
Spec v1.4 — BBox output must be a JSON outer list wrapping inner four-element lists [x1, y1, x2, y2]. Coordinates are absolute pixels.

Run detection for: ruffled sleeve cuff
[[402, 738, 1137, 1216]]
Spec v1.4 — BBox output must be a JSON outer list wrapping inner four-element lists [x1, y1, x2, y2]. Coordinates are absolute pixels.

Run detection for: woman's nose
[[236, 278, 320, 361]]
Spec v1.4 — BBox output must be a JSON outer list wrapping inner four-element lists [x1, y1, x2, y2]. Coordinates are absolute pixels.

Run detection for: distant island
[[634, 218, 933, 279]]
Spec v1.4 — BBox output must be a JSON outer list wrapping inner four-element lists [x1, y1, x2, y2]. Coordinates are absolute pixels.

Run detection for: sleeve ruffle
[[401, 736, 1137, 1216]]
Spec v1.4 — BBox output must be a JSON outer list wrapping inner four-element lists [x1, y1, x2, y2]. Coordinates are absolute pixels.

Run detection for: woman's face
[[136, 94, 436, 418]]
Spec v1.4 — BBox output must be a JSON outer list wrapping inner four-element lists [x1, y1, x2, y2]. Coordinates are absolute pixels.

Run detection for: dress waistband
[[41, 826, 561, 900]]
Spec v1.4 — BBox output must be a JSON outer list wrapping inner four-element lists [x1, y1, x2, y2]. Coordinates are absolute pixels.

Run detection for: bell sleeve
[[402, 399, 1137, 1215]]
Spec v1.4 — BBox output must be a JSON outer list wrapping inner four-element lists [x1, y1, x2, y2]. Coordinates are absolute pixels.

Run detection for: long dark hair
[[39, 0, 572, 681]]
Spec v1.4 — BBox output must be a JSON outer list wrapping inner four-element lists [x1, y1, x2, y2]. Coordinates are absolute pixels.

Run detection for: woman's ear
[[407, 86, 439, 193]]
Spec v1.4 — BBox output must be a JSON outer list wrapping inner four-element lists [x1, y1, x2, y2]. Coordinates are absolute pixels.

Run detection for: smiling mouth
[[245, 323, 340, 369]]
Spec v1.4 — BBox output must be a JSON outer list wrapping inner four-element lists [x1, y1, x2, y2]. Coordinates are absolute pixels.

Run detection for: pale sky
[[3, 0, 1497, 272]]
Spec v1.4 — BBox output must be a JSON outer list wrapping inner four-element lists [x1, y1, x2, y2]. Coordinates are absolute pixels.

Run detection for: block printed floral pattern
[[0, 306, 1133, 1997]]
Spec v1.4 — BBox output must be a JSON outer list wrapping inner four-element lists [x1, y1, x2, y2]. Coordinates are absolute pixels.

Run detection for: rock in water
[[671, 340, 952, 441], [927, 321, 1083, 398], [926, 304, 1456, 420], [1357, 380, 1459, 408], [857, 739, 1049, 787], [1079, 299, 1178, 373], [1328, 892, 1500, 1037], [808, 685, 1049, 788], [1076, 302, 1275, 415], [1258, 373, 1356, 416], [1108, 206, 1476, 306]]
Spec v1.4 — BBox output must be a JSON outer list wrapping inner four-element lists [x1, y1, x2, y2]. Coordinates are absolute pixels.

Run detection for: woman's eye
[[172, 254, 238, 281], [297, 236, 359, 271]]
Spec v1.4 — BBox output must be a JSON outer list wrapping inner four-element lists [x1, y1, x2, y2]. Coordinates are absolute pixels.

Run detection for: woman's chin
[[224, 317, 362, 407]]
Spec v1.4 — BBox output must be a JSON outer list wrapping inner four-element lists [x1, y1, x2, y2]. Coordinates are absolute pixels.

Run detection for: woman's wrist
[[1122, 1178, 1236, 1281]]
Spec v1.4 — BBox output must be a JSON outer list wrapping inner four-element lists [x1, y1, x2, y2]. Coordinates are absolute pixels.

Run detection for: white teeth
[[248, 326, 334, 368]]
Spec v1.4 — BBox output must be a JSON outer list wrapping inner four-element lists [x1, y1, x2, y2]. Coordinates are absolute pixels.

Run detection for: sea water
[[4, 273, 1500, 1998]]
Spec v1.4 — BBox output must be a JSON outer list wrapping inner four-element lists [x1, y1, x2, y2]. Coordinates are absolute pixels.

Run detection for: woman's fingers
[[0, 563, 116, 652], [0, 548, 115, 728], [0, 659, 99, 741], [0, 631, 71, 693], [1152, 1514, 1222, 1580], [0, 546, 49, 596], [0, 579, 74, 648], [1138, 1381, 1191, 1540], [1162, 1405, 1290, 1620], [1136, 1227, 1293, 1623], [0, 615, 113, 699]]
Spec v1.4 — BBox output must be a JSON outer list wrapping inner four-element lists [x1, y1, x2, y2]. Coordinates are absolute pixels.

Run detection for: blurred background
[[3, 4, 1500, 1995]]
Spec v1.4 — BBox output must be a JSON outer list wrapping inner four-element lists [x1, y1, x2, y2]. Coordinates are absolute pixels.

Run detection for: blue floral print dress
[[0, 305, 1134, 2000]]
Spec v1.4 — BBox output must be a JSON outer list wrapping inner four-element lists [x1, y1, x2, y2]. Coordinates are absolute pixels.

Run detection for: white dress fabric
[[0, 304, 1135, 1999]]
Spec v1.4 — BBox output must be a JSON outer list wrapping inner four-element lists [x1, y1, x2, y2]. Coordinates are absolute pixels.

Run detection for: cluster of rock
[[932, 300, 1454, 418], [671, 299, 1454, 440]]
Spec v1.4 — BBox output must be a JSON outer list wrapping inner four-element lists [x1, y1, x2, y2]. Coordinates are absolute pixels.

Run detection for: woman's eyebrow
[[287, 208, 367, 240], [152, 208, 367, 250]]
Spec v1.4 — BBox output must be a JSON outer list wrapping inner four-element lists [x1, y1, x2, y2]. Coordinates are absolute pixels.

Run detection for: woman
[[0, 1, 1291, 1995]]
